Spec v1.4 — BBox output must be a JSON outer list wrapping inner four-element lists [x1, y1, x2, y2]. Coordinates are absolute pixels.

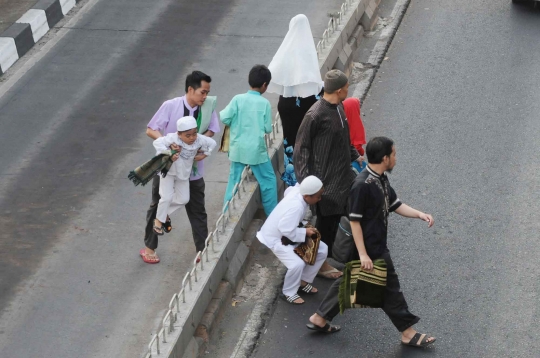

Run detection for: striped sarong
[[338, 259, 387, 314]]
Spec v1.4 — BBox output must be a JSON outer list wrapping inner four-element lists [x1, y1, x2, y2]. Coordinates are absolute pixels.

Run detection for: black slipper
[[163, 218, 172, 233], [306, 322, 340, 333], [401, 333, 436, 347], [298, 283, 318, 295], [280, 293, 304, 305]]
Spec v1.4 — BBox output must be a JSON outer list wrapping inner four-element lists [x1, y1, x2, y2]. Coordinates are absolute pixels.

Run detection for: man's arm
[[293, 114, 314, 183], [146, 128, 162, 140], [277, 207, 307, 243], [350, 221, 373, 271], [394, 204, 434, 227], [350, 144, 361, 163], [219, 97, 236, 126]]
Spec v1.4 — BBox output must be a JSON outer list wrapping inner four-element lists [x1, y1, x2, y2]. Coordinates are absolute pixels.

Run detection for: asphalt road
[[253, 1, 540, 357], [0, 0, 345, 357]]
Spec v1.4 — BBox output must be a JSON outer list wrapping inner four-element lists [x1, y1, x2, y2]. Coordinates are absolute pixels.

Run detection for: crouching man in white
[[152, 116, 217, 235], [256, 176, 328, 305]]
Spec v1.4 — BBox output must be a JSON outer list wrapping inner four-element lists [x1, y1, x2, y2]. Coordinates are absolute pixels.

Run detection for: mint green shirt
[[220, 90, 273, 165]]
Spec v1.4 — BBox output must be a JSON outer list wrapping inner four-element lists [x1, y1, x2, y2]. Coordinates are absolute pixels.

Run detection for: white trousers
[[272, 241, 328, 297], [156, 175, 190, 223]]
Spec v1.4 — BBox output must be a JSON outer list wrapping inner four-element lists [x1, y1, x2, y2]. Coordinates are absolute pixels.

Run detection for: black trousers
[[316, 251, 420, 332], [277, 95, 318, 148], [315, 205, 343, 258], [144, 175, 208, 252]]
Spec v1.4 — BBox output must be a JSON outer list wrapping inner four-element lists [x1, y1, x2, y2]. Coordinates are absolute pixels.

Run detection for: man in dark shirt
[[306, 137, 437, 348]]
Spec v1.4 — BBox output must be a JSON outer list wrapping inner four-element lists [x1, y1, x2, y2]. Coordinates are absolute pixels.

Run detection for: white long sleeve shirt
[[256, 185, 308, 248], [153, 133, 216, 180]]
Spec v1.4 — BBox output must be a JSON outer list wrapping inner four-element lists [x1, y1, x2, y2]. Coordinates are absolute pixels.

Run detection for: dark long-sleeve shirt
[[294, 98, 359, 216]]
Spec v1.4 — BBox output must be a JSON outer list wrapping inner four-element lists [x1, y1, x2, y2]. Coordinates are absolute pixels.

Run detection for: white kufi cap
[[299, 175, 323, 195], [177, 116, 197, 131]]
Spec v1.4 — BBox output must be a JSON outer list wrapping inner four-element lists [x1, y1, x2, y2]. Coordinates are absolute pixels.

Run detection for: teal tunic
[[219, 90, 273, 165]]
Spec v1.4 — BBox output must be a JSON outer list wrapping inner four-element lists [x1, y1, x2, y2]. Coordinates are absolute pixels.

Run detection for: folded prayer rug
[[128, 150, 177, 187], [338, 258, 387, 314]]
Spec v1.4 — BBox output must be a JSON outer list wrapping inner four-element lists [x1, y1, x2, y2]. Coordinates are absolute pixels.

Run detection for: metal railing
[[316, 0, 354, 58], [144, 114, 281, 358]]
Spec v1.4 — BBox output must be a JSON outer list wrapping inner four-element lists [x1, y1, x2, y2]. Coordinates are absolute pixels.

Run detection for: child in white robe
[[152, 116, 216, 235], [256, 176, 328, 305]]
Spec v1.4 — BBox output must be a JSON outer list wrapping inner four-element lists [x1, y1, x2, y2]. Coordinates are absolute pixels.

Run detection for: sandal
[[401, 333, 436, 348], [280, 293, 304, 305], [163, 218, 172, 233], [298, 283, 318, 295], [153, 222, 164, 236], [306, 322, 341, 334], [316, 268, 342, 279], [140, 249, 160, 264]]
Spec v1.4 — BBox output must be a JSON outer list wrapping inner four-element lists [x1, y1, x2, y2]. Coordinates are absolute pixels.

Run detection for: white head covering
[[299, 176, 323, 195], [267, 14, 323, 98], [177, 116, 197, 131]]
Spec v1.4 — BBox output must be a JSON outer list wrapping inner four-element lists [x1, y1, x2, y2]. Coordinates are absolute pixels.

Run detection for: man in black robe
[[294, 70, 362, 278]]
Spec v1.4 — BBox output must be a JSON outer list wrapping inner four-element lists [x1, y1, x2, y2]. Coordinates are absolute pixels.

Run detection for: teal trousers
[[224, 160, 278, 216]]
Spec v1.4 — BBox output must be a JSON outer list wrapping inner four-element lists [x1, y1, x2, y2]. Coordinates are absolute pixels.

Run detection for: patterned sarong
[[338, 259, 387, 314]]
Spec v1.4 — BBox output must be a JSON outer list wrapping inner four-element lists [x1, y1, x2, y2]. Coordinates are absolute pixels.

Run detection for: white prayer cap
[[177, 116, 197, 132], [299, 176, 323, 195]]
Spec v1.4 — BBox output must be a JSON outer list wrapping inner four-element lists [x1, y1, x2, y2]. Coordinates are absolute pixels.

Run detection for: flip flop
[[298, 283, 318, 295], [306, 322, 341, 333], [280, 293, 304, 305], [140, 248, 160, 264], [401, 333, 436, 348], [316, 268, 342, 279]]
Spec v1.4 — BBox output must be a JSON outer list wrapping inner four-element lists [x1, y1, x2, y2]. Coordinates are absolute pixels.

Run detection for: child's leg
[[223, 162, 247, 208], [167, 178, 190, 217], [250, 160, 278, 215], [156, 175, 175, 224]]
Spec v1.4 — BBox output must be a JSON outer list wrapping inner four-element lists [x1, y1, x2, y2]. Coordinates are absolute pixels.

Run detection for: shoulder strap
[[198, 96, 217, 133]]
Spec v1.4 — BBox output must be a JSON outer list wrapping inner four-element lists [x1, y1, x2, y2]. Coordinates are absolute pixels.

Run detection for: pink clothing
[[343, 97, 366, 156], [147, 96, 220, 180]]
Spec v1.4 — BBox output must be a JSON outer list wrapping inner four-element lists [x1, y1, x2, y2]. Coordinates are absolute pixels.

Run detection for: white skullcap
[[177, 116, 197, 132], [299, 176, 323, 195]]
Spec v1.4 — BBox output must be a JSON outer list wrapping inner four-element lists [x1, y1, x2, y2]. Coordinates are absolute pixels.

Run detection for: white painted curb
[[0, 38, 18, 73], [17, 9, 50, 43]]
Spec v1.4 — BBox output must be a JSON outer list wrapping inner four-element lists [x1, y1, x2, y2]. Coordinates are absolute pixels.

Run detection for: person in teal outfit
[[220, 65, 278, 215]]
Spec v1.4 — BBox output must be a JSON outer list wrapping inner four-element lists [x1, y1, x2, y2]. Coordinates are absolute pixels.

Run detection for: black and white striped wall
[[0, 0, 81, 75]]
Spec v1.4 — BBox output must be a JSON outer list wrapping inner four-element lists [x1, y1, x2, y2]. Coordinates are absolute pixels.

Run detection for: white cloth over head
[[299, 175, 323, 195], [177, 116, 197, 131], [267, 14, 323, 98]]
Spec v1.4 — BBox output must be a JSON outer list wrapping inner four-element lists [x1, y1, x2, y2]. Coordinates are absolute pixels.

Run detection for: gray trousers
[[144, 175, 208, 252], [316, 251, 420, 332]]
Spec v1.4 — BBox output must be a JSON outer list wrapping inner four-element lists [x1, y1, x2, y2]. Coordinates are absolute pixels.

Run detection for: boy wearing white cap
[[256, 176, 328, 305], [152, 116, 217, 235]]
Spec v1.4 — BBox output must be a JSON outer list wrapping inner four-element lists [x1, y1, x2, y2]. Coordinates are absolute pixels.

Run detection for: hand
[[419, 212, 434, 228], [357, 156, 364, 163], [359, 254, 373, 271], [170, 143, 180, 151], [194, 153, 207, 161], [171, 153, 180, 162], [306, 228, 318, 238]]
